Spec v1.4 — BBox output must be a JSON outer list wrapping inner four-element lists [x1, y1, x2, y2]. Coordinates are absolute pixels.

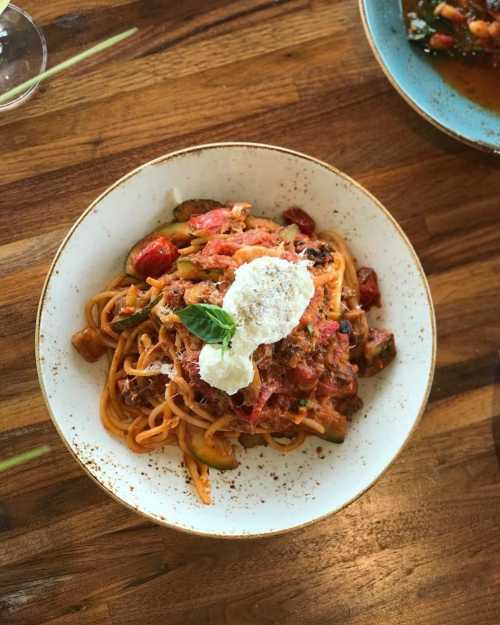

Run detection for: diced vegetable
[[317, 376, 356, 399], [174, 199, 223, 222], [434, 3, 466, 24], [71, 327, 106, 362], [316, 361, 357, 399], [280, 223, 300, 241], [321, 418, 347, 444], [316, 406, 347, 443], [239, 433, 267, 449], [336, 395, 363, 417], [468, 20, 491, 38], [489, 21, 500, 37], [428, 32, 455, 49], [157, 221, 192, 244], [111, 295, 161, 332], [358, 267, 381, 311], [186, 424, 239, 470], [176, 259, 222, 281], [126, 234, 179, 279], [283, 207, 316, 235], [177, 259, 203, 280], [361, 328, 396, 376]]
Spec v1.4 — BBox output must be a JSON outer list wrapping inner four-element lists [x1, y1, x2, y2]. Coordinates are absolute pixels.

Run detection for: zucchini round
[[186, 425, 239, 470], [157, 221, 192, 244], [174, 199, 223, 222]]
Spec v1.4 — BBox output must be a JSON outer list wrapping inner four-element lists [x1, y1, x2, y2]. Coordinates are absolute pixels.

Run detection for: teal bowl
[[359, 0, 500, 153]]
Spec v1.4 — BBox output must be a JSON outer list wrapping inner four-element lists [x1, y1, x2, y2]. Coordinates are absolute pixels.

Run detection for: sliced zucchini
[[174, 199, 223, 222], [177, 259, 222, 281], [177, 259, 202, 280], [321, 415, 347, 444], [111, 295, 162, 332], [239, 433, 267, 449], [186, 425, 239, 470], [157, 221, 192, 244]]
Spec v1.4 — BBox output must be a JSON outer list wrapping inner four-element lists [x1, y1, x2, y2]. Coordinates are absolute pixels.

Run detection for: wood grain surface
[[1, 1, 500, 624]]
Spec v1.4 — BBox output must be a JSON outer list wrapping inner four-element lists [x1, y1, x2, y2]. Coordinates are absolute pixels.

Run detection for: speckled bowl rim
[[358, 0, 500, 155], [36, 142, 437, 539]]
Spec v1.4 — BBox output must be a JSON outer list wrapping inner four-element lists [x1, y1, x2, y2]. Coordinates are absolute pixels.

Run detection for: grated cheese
[[198, 344, 254, 395]]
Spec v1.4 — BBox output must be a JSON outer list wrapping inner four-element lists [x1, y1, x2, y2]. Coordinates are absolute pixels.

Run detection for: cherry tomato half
[[134, 235, 179, 279]]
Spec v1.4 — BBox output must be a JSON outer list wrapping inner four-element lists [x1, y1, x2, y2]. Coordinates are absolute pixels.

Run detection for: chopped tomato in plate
[[283, 207, 316, 235], [133, 235, 178, 279]]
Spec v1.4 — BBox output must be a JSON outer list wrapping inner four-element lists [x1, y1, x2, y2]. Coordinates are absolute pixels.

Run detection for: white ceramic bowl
[[36, 143, 436, 538]]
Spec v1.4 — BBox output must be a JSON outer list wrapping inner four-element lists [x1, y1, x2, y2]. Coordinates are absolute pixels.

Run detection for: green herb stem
[[0, 445, 50, 472], [0, 27, 138, 105]]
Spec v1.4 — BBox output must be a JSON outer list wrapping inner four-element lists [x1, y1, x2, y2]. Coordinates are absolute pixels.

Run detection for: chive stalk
[[0, 445, 50, 472], [0, 27, 138, 105]]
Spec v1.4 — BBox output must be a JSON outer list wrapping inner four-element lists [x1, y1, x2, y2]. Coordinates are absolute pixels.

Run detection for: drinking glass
[[0, 3, 47, 111]]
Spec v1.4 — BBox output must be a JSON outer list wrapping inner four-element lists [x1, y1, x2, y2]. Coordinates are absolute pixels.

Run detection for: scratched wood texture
[[1, 1, 500, 624]]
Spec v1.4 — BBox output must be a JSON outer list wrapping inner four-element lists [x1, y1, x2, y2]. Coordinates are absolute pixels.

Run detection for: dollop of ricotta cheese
[[198, 257, 314, 395], [198, 342, 254, 395]]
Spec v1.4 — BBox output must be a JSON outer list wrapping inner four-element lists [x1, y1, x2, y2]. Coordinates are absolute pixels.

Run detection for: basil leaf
[[177, 304, 236, 347], [112, 295, 162, 332]]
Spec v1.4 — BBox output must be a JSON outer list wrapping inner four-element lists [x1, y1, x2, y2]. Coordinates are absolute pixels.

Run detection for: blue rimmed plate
[[359, 0, 500, 153]]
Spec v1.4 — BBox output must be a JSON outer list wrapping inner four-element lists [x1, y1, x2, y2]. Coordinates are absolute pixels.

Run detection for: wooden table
[[1, 1, 500, 624]]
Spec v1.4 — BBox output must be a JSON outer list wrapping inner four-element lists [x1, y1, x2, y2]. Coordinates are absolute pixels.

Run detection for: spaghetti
[[72, 200, 396, 504]]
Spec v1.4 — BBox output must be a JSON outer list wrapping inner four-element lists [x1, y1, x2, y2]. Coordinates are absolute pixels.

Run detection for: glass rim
[[0, 3, 48, 111]]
